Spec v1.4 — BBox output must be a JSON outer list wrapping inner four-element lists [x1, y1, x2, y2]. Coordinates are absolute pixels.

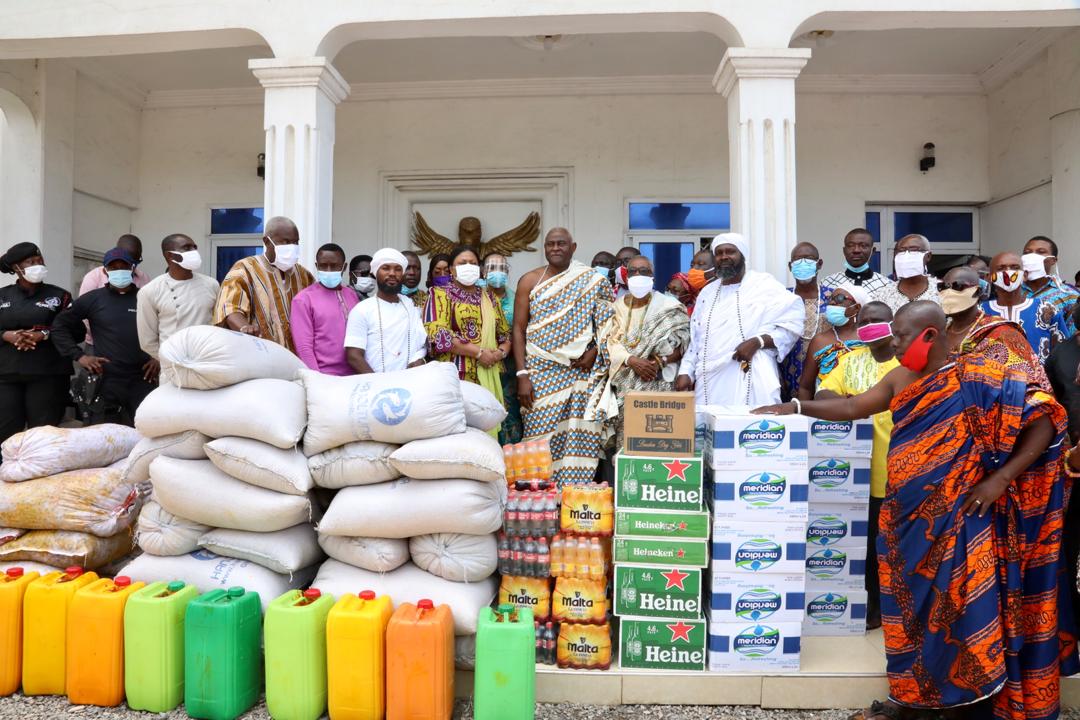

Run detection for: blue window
[[215, 245, 261, 283], [629, 202, 730, 231], [892, 212, 973, 244], [638, 241, 695, 292], [210, 208, 265, 235]]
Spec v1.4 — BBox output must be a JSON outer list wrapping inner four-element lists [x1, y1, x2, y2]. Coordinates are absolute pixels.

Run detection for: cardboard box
[[697, 406, 809, 471], [802, 589, 868, 636], [707, 621, 802, 673], [708, 573, 806, 625], [623, 391, 696, 457], [615, 509, 711, 540], [614, 452, 705, 512], [807, 456, 872, 504], [613, 537, 708, 568], [710, 521, 807, 576], [710, 468, 808, 522], [807, 418, 874, 458], [619, 617, 707, 671], [806, 504, 870, 549], [614, 565, 704, 620], [805, 545, 868, 591]]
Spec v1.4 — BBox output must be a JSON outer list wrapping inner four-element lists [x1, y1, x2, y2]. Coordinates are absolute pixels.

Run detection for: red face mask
[[899, 328, 934, 373]]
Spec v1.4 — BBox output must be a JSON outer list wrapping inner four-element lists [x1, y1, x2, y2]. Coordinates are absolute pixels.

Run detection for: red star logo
[[661, 568, 690, 590], [677, 522, 687, 531], [668, 621, 694, 643], [663, 458, 691, 481], [676, 548, 686, 558]]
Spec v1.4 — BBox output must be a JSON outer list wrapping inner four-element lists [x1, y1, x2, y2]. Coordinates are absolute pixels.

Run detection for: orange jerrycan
[[386, 599, 454, 720], [327, 589, 393, 720], [67, 575, 145, 706], [0, 567, 40, 696], [22, 566, 98, 696]]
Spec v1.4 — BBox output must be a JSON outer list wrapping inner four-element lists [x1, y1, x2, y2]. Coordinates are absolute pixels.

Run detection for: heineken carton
[[619, 617, 707, 671], [807, 456, 872, 504], [707, 621, 802, 673], [614, 565, 704, 619], [806, 503, 870, 549], [802, 589, 868, 636], [612, 536, 708, 568], [710, 521, 807, 576], [614, 509, 710, 540], [805, 545, 867, 591], [697, 406, 809, 471], [807, 418, 873, 458], [707, 573, 805, 625], [614, 452, 705, 512], [711, 468, 808, 522]]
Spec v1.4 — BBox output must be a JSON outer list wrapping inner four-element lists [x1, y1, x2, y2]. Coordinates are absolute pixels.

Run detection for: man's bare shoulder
[[516, 265, 548, 293]]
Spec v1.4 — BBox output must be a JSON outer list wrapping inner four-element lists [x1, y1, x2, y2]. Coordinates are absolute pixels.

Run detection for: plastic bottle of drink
[[536, 538, 549, 580], [537, 440, 553, 481], [523, 537, 538, 578], [575, 537, 591, 579], [511, 537, 524, 576], [521, 441, 536, 480], [512, 444, 528, 482], [549, 535, 562, 578], [543, 622, 557, 665], [531, 492, 545, 536], [521, 492, 535, 538], [497, 534, 511, 576], [502, 445, 515, 484], [589, 538, 605, 580], [505, 491, 519, 537], [534, 622, 542, 663], [544, 492, 558, 537]]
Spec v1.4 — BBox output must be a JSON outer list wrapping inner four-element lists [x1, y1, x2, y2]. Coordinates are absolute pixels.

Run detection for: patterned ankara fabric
[[957, 313, 1054, 393], [213, 254, 313, 353], [981, 297, 1075, 364], [422, 283, 509, 383]]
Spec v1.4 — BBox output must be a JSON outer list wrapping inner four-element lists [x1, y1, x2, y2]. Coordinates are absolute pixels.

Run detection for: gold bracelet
[[1065, 445, 1080, 479]]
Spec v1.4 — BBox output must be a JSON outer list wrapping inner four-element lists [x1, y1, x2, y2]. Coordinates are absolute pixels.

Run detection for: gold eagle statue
[[411, 211, 541, 257]]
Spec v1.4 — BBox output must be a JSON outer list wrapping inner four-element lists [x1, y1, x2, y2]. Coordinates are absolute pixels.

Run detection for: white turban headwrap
[[711, 232, 750, 260], [371, 248, 408, 275], [834, 282, 870, 307]]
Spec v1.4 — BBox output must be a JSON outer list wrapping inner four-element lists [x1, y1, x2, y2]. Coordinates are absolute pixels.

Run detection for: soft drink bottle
[[511, 537, 524, 576], [497, 534, 511, 576], [543, 622, 557, 665], [534, 622, 542, 663], [544, 492, 558, 537], [536, 539, 549, 580], [576, 537, 591, 579], [561, 535, 576, 578], [512, 444, 527, 482], [523, 538, 538, 579], [502, 445, 515, 485], [589, 538, 605, 580], [519, 493, 533, 538], [530, 492, 544, 536], [523, 442, 538, 479], [537, 440, 553, 481], [549, 536, 562, 578]]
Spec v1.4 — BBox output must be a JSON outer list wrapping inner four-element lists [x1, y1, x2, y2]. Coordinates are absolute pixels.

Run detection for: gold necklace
[[622, 296, 650, 349]]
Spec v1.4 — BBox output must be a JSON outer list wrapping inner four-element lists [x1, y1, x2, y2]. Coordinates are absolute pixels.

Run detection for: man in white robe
[[675, 233, 804, 407]]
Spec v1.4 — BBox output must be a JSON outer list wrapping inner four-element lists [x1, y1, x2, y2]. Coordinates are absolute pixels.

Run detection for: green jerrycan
[[184, 586, 262, 720], [264, 588, 334, 720], [124, 581, 199, 713], [474, 603, 536, 720]]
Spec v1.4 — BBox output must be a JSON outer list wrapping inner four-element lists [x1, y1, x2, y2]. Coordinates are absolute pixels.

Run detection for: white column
[[38, 60, 76, 290], [249, 58, 349, 269], [1049, 31, 1080, 272], [714, 48, 810, 281]]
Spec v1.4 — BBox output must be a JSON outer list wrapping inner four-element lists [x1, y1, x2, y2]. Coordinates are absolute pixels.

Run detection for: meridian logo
[[807, 593, 849, 622], [807, 516, 848, 546], [810, 420, 853, 444], [739, 472, 787, 507], [735, 588, 781, 621], [733, 625, 780, 657], [735, 539, 782, 571], [806, 548, 848, 579], [809, 459, 852, 489], [738, 419, 786, 455]]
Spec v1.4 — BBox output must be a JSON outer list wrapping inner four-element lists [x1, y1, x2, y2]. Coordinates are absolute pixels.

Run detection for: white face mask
[[992, 269, 1023, 293], [455, 263, 481, 287], [894, 251, 926, 279], [268, 239, 300, 272], [20, 265, 48, 284], [1022, 253, 1049, 281], [353, 276, 376, 294], [169, 249, 202, 271], [627, 275, 654, 299]]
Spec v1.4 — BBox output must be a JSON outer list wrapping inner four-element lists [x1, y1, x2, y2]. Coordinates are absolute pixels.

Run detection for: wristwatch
[[38, 328, 50, 340]]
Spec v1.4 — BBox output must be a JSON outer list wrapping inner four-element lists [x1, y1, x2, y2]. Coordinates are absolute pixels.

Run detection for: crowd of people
[[2, 217, 1080, 717]]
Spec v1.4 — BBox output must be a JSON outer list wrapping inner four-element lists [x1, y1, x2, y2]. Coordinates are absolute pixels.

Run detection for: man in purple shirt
[[290, 243, 359, 375]]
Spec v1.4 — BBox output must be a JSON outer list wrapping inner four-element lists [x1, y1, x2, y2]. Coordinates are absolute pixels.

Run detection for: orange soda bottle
[[576, 537, 591, 579], [562, 535, 577, 578], [549, 536, 563, 578], [537, 440, 553, 481], [511, 444, 527, 482], [502, 445, 515, 484], [524, 442, 540, 479], [588, 539, 605, 580]]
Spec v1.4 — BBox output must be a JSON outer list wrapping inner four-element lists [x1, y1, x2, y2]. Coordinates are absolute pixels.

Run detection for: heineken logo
[[645, 646, 704, 664], [734, 539, 782, 571], [639, 592, 699, 614], [661, 568, 690, 590], [631, 546, 687, 560], [807, 517, 848, 546], [806, 548, 848, 578], [735, 588, 782, 621], [663, 458, 692, 481], [570, 506, 600, 521], [507, 591, 540, 606], [738, 472, 786, 507], [733, 625, 780, 657], [640, 485, 701, 504], [811, 420, 853, 444], [667, 621, 694, 643], [807, 593, 848, 622], [810, 459, 851, 489]]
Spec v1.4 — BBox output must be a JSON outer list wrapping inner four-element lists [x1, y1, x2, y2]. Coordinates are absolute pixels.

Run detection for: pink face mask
[[857, 322, 893, 343]]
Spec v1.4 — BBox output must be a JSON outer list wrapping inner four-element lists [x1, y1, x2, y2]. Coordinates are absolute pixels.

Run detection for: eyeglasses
[[625, 267, 653, 277], [937, 280, 977, 292], [485, 264, 509, 273]]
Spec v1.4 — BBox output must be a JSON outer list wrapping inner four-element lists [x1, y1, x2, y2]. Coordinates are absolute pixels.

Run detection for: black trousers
[[0, 374, 70, 446], [93, 374, 157, 427], [866, 495, 883, 614]]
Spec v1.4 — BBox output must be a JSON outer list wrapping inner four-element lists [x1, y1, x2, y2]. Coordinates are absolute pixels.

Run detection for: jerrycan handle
[[496, 603, 518, 623], [358, 590, 376, 601], [112, 576, 132, 591], [58, 566, 84, 583], [416, 598, 434, 619], [297, 588, 321, 606], [157, 581, 186, 598]]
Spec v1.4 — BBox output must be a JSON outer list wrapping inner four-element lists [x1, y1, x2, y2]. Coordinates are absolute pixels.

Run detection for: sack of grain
[[300, 363, 466, 455], [135, 379, 306, 449], [198, 524, 324, 575], [123, 431, 210, 485], [1, 424, 141, 482], [150, 457, 313, 532], [312, 559, 497, 635], [307, 441, 399, 488], [389, 428, 505, 483], [136, 501, 209, 557], [116, 550, 318, 611], [0, 530, 134, 570], [410, 533, 498, 582], [0, 528, 26, 546], [0, 468, 139, 537], [460, 382, 507, 432], [317, 478, 505, 539], [159, 325, 305, 390], [204, 437, 312, 495], [316, 534, 409, 573]]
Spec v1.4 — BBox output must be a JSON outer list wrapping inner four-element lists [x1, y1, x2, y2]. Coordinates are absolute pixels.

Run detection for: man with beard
[[675, 233, 803, 406], [344, 248, 427, 374]]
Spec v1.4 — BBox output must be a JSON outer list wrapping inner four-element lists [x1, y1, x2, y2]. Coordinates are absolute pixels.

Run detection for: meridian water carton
[[804, 545, 868, 591], [806, 456, 872, 504], [707, 574, 805, 625], [710, 468, 808, 522], [806, 504, 870, 549], [614, 565, 703, 620], [707, 621, 802, 673], [806, 418, 873, 458], [614, 509, 710, 540], [614, 453, 704, 512], [710, 521, 807, 576], [696, 407, 809, 471], [619, 618, 707, 671], [612, 537, 708, 568], [802, 589, 868, 636]]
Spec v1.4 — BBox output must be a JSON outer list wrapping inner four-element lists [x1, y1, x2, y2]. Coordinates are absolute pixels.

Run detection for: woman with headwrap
[[666, 272, 698, 314], [0, 242, 73, 444]]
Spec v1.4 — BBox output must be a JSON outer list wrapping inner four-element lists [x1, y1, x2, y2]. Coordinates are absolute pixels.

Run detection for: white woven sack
[[389, 428, 505, 483], [123, 431, 210, 485], [409, 533, 498, 582], [135, 379, 306, 449], [317, 478, 505, 539], [117, 550, 318, 611], [460, 382, 507, 432], [300, 363, 466, 455], [150, 457, 313, 532], [0, 468, 139, 537], [317, 534, 409, 573], [312, 559, 497, 635], [136, 501, 209, 557], [198, 524, 324, 575], [204, 437, 312, 496], [455, 634, 476, 670], [1, 424, 141, 482], [307, 441, 399, 489], [159, 325, 305, 390]]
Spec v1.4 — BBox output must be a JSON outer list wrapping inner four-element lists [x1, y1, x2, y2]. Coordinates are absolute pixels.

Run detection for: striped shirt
[[212, 254, 313, 353]]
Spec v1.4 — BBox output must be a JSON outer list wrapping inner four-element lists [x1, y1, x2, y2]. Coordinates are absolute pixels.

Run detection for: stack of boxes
[[803, 419, 874, 636], [699, 407, 809, 673]]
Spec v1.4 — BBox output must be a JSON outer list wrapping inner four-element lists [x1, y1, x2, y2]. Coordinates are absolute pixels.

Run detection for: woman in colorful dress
[[796, 283, 866, 400], [482, 251, 522, 444]]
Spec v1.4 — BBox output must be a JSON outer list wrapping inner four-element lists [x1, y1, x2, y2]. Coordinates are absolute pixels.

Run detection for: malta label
[[614, 453, 704, 512], [612, 537, 708, 568], [614, 509, 710, 540], [619, 618, 707, 671], [614, 565, 703, 619]]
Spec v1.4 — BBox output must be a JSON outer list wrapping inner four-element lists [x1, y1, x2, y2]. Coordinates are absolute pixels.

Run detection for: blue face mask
[[475, 278, 488, 289], [317, 270, 343, 289], [977, 278, 990, 298], [107, 269, 133, 289], [486, 271, 509, 289], [593, 266, 611, 280], [400, 284, 418, 296], [845, 260, 871, 274], [825, 304, 851, 327], [790, 259, 818, 282]]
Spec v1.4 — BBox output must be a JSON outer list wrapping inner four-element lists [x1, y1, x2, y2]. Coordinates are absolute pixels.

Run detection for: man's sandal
[[848, 699, 903, 720]]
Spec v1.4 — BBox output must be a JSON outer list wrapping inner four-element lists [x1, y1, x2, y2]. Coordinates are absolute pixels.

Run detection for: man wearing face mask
[[52, 248, 158, 425], [78, 234, 151, 351], [781, 242, 826, 400], [400, 250, 428, 310], [591, 251, 617, 298], [213, 216, 313, 353], [796, 283, 867, 400], [349, 254, 375, 301], [136, 233, 218, 359], [821, 228, 890, 300], [1022, 235, 1078, 320], [981, 251, 1074, 363], [289, 243, 359, 376], [754, 301, 1077, 720], [877, 234, 940, 312], [614, 246, 637, 300], [345, 248, 428, 374]]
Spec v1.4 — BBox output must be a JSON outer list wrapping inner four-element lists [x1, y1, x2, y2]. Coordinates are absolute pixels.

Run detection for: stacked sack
[[0, 424, 143, 571], [119, 326, 323, 607], [306, 362, 508, 667]]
